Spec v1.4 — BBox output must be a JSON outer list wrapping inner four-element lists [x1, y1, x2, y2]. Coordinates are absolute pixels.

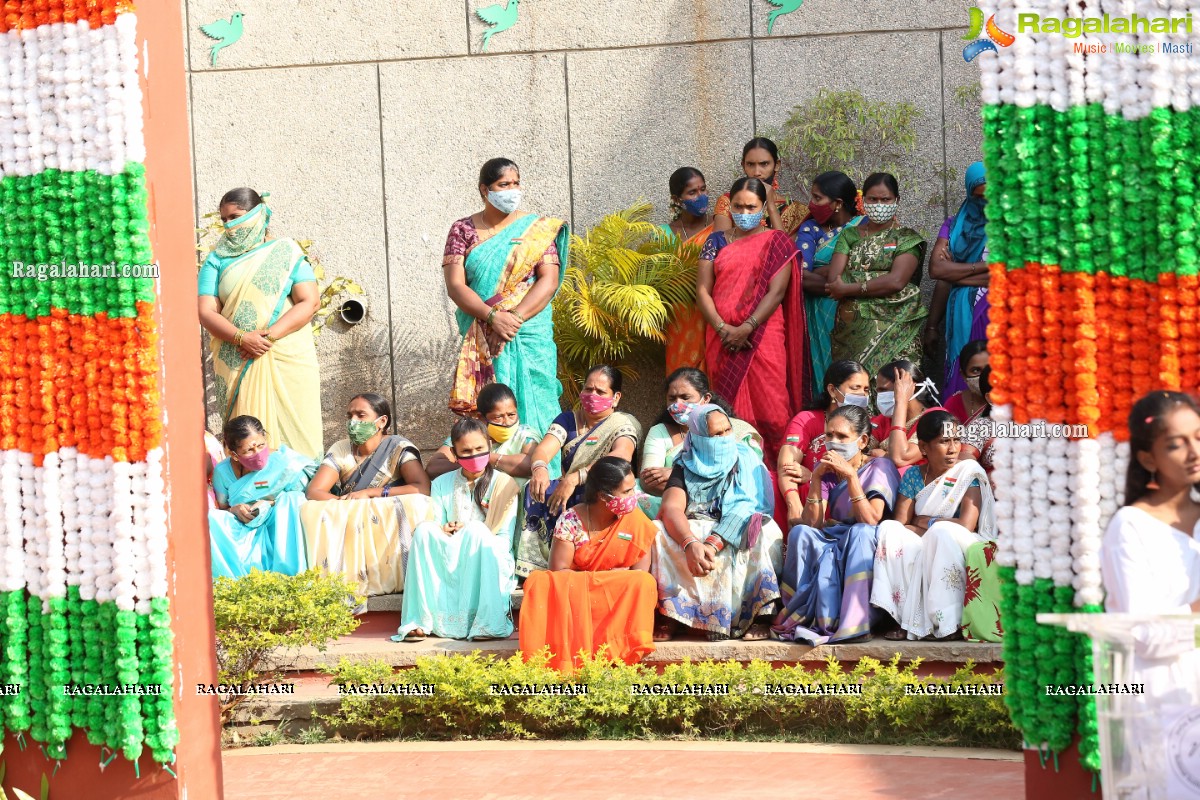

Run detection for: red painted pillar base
[[1024, 738, 1099, 800]]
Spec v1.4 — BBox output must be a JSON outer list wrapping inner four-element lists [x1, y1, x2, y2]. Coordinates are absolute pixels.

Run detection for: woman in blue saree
[[772, 405, 900, 644], [929, 162, 989, 396], [795, 171, 864, 400], [443, 157, 570, 437], [519, 365, 642, 577], [209, 415, 316, 579]]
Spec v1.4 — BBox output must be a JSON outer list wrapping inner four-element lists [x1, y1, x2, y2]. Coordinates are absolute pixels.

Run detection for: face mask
[[580, 393, 615, 416], [348, 419, 379, 445], [837, 389, 870, 409], [238, 446, 271, 472], [824, 440, 861, 461], [808, 200, 836, 225], [681, 194, 709, 216], [668, 401, 695, 425], [965, 376, 982, 395], [864, 202, 898, 224], [487, 421, 517, 443], [877, 391, 896, 417], [487, 189, 522, 215], [732, 211, 764, 230], [604, 492, 639, 517], [457, 452, 490, 474]]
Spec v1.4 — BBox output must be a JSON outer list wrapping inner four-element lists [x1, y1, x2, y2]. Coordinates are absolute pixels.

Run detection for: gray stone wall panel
[[752, 0, 971, 38]]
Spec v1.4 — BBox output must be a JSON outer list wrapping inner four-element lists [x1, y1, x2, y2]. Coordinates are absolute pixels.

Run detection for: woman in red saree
[[697, 176, 809, 468], [519, 458, 657, 673]]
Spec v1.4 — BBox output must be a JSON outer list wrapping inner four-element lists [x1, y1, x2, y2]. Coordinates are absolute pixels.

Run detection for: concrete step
[[366, 590, 523, 614]]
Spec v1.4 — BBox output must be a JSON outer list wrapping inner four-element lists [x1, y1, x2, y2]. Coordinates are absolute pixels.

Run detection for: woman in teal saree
[[444, 158, 570, 437], [209, 415, 317, 579]]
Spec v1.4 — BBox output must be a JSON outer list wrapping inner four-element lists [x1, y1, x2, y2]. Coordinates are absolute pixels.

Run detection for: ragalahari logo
[[963, 7, 1015, 61]]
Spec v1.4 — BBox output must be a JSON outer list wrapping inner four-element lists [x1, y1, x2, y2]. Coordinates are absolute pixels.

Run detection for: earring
[[1147, 470, 1159, 490]]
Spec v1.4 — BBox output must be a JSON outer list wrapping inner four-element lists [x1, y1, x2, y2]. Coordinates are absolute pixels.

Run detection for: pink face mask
[[580, 393, 615, 415], [239, 447, 271, 472], [457, 452, 490, 474], [604, 492, 638, 517]]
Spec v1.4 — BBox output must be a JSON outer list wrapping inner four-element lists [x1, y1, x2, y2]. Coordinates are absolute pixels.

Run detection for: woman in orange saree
[[697, 177, 809, 469], [519, 458, 657, 673], [661, 167, 714, 375]]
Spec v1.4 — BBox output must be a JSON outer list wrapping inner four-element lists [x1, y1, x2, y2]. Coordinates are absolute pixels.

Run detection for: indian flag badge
[[254, 480, 269, 489], [883, 241, 897, 252], [617, 532, 633, 541], [585, 435, 599, 446], [942, 476, 958, 489], [785, 435, 800, 445]]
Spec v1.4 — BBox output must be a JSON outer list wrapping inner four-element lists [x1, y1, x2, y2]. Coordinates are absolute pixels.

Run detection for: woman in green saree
[[826, 173, 928, 380], [444, 158, 570, 437], [198, 188, 323, 459]]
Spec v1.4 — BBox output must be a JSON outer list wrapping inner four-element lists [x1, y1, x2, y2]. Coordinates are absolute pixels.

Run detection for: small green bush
[[321, 651, 1019, 749], [214, 569, 362, 721]]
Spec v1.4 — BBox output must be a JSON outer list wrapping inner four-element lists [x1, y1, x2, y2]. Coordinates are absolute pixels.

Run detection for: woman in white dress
[[1102, 390, 1200, 698]]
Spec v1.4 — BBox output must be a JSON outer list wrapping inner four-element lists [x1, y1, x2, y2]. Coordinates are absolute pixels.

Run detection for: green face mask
[[348, 419, 379, 445]]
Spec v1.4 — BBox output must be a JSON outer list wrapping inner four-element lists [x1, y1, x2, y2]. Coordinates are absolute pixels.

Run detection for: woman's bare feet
[[743, 622, 772, 641]]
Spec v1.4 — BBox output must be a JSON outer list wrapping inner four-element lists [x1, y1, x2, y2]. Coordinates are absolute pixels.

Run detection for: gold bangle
[[805, 496, 821, 505], [233, 330, 244, 347], [264, 331, 279, 343], [716, 321, 727, 333], [849, 494, 867, 503], [511, 310, 526, 324], [747, 314, 759, 329]]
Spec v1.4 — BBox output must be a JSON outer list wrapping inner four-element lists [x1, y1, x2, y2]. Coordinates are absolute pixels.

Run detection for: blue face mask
[[487, 189, 522, 215], [731, 211, 763, 230], [681, 194, 709, 216]]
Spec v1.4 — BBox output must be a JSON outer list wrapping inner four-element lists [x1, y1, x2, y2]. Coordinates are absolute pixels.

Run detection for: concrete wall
[[186, 0, 983, 451]]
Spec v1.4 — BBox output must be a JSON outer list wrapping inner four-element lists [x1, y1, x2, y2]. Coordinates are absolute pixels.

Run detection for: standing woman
[[1101, 391, 1200, 699], [519, 366, 642, 576], [697, 176, 809, 467], [198, 188, 323, 459], [827, 173, 928, 379], [661, 167, 715, 375], [929, 162, 990, 396], [713, 138, 807, 236], [443, 157, 570, 437], [794, 171, 865, 398]]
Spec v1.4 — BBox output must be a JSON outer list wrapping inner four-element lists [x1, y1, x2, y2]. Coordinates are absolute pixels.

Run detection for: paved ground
[[221, 741, 1024, 799]]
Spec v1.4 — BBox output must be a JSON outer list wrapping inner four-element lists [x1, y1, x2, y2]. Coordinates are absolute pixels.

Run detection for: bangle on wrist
[[849, 494, 867, 503], [716, 320, 727, 333], [805, 496, 821, 505], [747, 314, 759, 329], [784, 487, 799, 496], [682, 538, 701, 551], [704, 534, 725, 553], [486, 307, 498, 325], [233, 330, 244, 347], [511, 310, 526, 324], [532, 460, 549, 474]]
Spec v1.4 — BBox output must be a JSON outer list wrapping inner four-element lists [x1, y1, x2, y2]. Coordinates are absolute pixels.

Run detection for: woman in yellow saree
[[444, 158, 570, 437], [198, 188, 323, 459], [302, 393, 434, 602]]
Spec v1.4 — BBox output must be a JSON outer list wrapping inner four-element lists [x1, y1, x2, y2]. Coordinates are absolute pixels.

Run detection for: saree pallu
[[962, 540, 1002, 642], [637, 419, 762, 520], [393, 471, 521, 641], [652, 517, 784, 638], [520, 509, 658, 672], [211, 239, 323, 459], [799, 216, 864, 399], [829, 226, 928, 380], [661, 224, 712, 375], [705, 230, 809, 467], [209, 445, 316, 578], [516, 411, 642, 577], [450, 214, 569, 438], [943, 285, 988, 396]]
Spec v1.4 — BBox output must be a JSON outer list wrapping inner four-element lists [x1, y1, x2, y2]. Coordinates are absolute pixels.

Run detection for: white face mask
[[877, 391, 896, 417], [837, 388, 870, 409], [487, 189, 522, 215], [864, 202, 898, 224]]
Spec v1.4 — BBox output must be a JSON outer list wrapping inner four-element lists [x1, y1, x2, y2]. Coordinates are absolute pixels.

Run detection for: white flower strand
[[1030, 430, 1054, 582], [110, 460, 137, 612], [1011, 435, 1036, 585], [90, 456, 116, 605], [1071, 437, 1105, 607], [129, 461, 152, 614], [144, 449, 169, 601], [41, 451, 66, 600], [60, 448, 82, 588], [1046, 434, 1074, 586], [990, 404, 1017, 570], [0, 450, 25, 593], [20, 460, 43, 604]]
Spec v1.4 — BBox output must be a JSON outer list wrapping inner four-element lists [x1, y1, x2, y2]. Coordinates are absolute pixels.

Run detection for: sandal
[[743, 623, 772, 641], [400, 629, 427, 643], [653, 621, 675, 642], [883, 629, 908, 641]]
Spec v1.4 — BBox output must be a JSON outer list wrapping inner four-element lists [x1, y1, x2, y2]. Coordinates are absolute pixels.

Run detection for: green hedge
[[321, 651, 1019, 749]]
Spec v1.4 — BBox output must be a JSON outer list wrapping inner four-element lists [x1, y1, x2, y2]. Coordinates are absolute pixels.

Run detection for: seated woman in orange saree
[[520, 457, 657, 673], [697, 177, 810, 470]]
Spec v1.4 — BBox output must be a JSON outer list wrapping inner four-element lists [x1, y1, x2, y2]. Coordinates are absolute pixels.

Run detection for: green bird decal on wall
[[476, 0, 520, 52], [200, 12, 245, 66], [764, 0, 803, 34]]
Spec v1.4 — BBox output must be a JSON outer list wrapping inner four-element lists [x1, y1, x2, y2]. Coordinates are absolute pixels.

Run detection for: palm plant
[[553, 201, 698, 399]]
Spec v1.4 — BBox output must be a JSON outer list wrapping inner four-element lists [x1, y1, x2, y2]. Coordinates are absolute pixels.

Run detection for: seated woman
[[301, 393, 433, 599], [520, 457, 658, 672], [205, 429, 227, 510], [639, 367, 762, 519], [393, 418, 522, 642], [870, 410, 996, 641], [653, 404, 783, 642], [426, 382, 539, 481], [959, 365, 995, 472], [519, 365, 642, 576], [209, 415, 316, 579], [778, 359, 872, 520], [1101, 391, 1200, 700], [772, 405, 900, 644], [875, 359, 942, 469], [942, 340, 988, 424]]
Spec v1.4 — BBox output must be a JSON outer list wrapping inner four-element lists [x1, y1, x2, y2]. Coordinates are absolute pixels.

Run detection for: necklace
[[675, 214, 709, 241]]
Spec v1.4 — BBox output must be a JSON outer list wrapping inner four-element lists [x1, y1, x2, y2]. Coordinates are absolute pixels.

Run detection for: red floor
[[221, 743, 1024, 799]]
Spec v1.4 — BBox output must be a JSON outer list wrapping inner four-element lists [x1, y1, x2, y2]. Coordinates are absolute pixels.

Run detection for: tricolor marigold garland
[[0, 0, 177, 770], [981, 0, 1200, 777]]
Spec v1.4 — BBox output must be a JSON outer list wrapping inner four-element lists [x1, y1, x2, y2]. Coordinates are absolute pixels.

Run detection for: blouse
[[322, 437, 419, 492], [442, 215, 560, 268], [552, 507, 591, 546], [197, 247, 316, 325]]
